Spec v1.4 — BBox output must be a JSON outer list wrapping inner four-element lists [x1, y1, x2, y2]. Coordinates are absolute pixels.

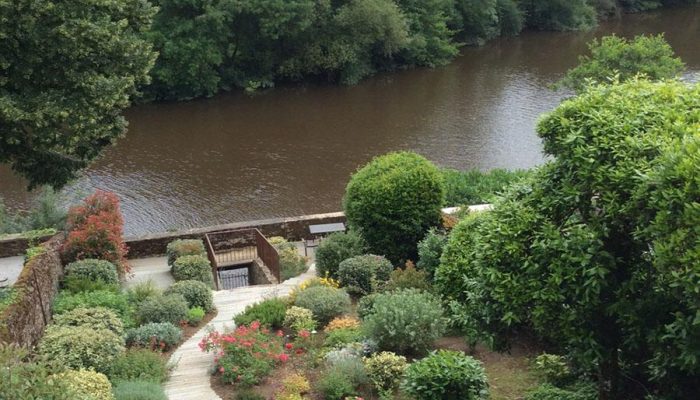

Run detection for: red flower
[[278, 354, 289, 362], [285, 343, 293, 350]]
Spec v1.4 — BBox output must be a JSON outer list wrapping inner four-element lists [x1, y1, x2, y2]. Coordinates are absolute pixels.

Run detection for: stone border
[[0, 233, 55, 258]]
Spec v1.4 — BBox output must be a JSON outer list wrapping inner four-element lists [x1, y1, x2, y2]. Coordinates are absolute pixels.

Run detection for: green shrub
[[283, 306, 316, 333], [270, 237, 308, 281], [294, 285, 351, 326], [233, 298, 287, 329], [0, 343, 73, 400], [53, 290, 134, 327], [363, 351, 407, 396], [39, 325, 125, 373], [442, 168, 530, 207], [315, 368, 357, 400], [402, 350, 489, 400], [165, 280, 213, 311], [171, 254, 213, 287], [65, 259, 119, 285], [525, 383, 597, 400], [356, 293, 378, 320], [60, 369, 114, 400], [126, 280, 163, 305], [113, 380, 168, 400], [315, 231, 367, 279], [337, 254, 393, 296], [125, 322, 183, 351], [325, 328, 363, 349], [363, 289, 445, 354], [166, 239, 205, 266], [383, 261, 431, 292], [54, 306, 125, 336], [234, 389, 266, 400], [62, 275, 120, 294], [108, 349, 169, 384], [533, 353, 571, 384], [344, 151, 445, 264], [187, 307, 205, 326], [416, 228, 447, 280], [136, 294, 189, 325]]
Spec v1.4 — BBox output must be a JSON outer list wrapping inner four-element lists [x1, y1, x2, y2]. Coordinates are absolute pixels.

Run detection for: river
[[1, 7, 698, 236]]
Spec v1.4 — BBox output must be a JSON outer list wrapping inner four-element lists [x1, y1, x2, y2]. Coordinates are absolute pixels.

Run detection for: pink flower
[[278, 353, 289, 362], [299, 330, 310, 338], [276, 330, 284, 337], [219, 367, 224, 373]]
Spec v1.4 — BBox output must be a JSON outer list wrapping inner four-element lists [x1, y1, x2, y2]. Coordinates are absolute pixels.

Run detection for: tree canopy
[[0, 0, 157, 188], [436, 80, 700, 399], [558, 34, 685, 93]]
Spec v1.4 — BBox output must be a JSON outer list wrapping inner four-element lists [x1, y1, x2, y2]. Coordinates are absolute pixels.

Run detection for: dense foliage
[[113, 380, 168, 400], [315, 230, 367, 279], [136, 294, 189, 325], [54, 306, 125, 336], [294, 285, 352, 326], [344, 151, 445, 264], [166, 239, 206, 267], [0, 0, 156, 188], [64, 259, 119, 286], [165, 280, 214, 312], [402, 350, 489, 400], [39, 325, 125, 373], [61, 191, 129, 276], [436, 80, 700, 398], [53, 289, 134, 327], [0, 343, 73, 400], [125, 322, 183, 351], [337, 254, 394, 296], [442, 168, 531, 206], [60, 369, 114, 400], [108, 349, 170, 384], [558, 34, 685, 92], [362, 289, 445, 354], [233, 298, 288, 329], [363, 351, 408, 397], [171, 254, 214, 287], [416, 228, 448, 280], [139, 0, 696, 100]]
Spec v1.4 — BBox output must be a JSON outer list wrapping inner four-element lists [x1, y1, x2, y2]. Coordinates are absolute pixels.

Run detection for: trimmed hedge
[[136, 294, 189, 325], [165, 280, 213, 312], [166, 239, 206, 267], [315, 231, 367, 279], [171, 255, 213, 287], [294, 286, 351, 326], [39, 325, 125, 373], [344, 151, 445, 264], [337, 254, 393, 296], [125, 322, 182, 351], [402, 350, 489, 400], [64, 259, 119, 285]]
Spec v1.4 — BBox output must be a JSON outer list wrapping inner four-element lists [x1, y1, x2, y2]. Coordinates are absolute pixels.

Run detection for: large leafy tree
[[559, 34, 685, 93], [437, 80, 700, 399], [0, 0, 157, 189]]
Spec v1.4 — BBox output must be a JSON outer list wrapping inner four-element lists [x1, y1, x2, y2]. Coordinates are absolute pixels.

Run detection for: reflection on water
[[1, 7, 698, 236]]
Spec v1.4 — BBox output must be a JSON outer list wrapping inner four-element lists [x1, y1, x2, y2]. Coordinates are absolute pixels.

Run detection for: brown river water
[[1, 7, 698, 236]]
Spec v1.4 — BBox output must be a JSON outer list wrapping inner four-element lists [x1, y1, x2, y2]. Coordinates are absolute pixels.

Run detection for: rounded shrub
[[60, 369, 114, 400], [113, 380, 168, 400], [39, 326, 125, 373], [125, 322, 183, 351], [344, 151, 445, 264], [383, 261, 431, 292], [187, 307, 205, 326], [363, 289, 445, 354], [233, 297, 287, 329], [166, 239, 205, 266], [108, 349, 169, 384], [65, 259, 119, 285], [337, 254, 393, 296], [363, 351, 407, 396], [53, 306, 124, 336], [171, 254, 213, 286], [315, 231, 367, 279], [53, 290, 134, 327], [416, 228, 447, 280], [136, 294, 189, 325], [283, 306, 316, 333], [165, 280, 213, 311], [401, 350, 489, 400], [294, 285, 351, 326]]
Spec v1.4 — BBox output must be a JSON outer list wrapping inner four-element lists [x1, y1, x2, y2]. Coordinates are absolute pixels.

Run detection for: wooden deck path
[[163, 265, 316, 400]]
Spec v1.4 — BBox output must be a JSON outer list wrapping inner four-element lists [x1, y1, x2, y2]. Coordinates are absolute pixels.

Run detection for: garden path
[[164, 264, 317, 400]]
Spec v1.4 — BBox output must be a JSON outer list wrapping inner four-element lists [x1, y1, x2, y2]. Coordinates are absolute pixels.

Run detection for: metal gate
[[218, 267, 249, 289]]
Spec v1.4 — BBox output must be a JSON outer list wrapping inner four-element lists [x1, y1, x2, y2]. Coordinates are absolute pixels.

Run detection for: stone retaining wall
[[0, 236, 63, 346], [125, 212, 346, 258], [0, 233, 55, 258]]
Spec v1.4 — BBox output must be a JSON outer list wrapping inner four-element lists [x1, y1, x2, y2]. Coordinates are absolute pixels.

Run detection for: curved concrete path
[[164, 265, 316, 400]]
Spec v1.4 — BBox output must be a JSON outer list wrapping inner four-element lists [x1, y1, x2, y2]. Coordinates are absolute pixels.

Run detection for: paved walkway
[[0, 256, 25, 286], [164, 264, 316, 400]]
